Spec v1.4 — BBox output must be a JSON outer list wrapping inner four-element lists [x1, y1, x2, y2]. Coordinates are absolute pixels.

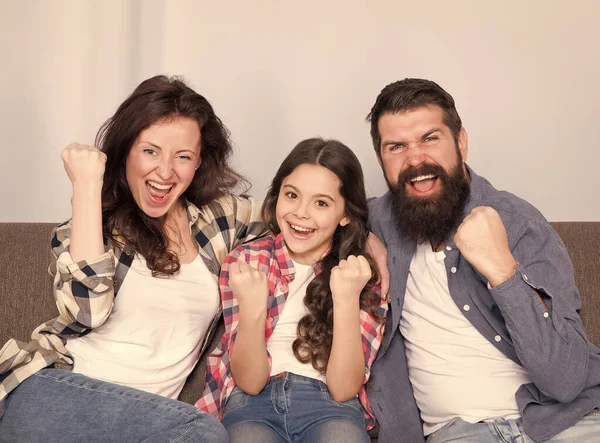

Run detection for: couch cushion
[[550, 222, 600, 347], [0, 223, 56, 345], [1, 222, 598, 410]]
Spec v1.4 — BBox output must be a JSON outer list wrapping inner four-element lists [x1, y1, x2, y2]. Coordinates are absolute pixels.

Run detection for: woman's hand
[[61, 143, 106, 262], [61, 143, 106, 187]]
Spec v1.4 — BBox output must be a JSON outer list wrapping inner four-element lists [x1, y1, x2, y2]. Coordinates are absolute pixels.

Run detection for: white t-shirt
[[400, 243, 531, 435], [66, 254, 219, 399], [267, 261, 326, 382]]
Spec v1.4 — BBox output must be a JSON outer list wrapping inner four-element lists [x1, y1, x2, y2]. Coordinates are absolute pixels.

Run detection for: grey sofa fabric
[[1, 222, 598, 425], [551, 222, 600, 346]]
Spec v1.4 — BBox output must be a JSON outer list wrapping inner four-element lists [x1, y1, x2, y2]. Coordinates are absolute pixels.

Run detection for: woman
[[0, 75, 265, 442]]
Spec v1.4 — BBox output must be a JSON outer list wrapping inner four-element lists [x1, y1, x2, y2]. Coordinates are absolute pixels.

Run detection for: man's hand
[[454, 206, 517, 287], [367, 232, 389, 299]]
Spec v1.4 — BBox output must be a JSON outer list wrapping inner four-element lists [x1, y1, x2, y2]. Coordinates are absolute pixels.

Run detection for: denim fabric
[[221, 372, 370, 443], [0, 369, 228, 443], [427, 410, 600, 443]]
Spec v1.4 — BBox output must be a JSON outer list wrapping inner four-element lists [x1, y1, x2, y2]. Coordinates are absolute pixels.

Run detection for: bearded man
[[365, 78, 600, 443]]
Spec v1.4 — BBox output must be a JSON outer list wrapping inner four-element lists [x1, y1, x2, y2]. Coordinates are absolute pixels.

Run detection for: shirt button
[[446, 246, 452, 251], [268, 317, 273, 323], [463, 304, 470, 311], [494, 335, 502, 342], [451, 267, 457, 274], [543, 312, 549, 318]]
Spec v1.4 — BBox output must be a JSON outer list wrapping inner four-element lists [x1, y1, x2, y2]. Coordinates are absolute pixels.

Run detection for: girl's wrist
[[238, 306, 267, 324], [332, 291, 361, 306], [332, 296, 361, 314]]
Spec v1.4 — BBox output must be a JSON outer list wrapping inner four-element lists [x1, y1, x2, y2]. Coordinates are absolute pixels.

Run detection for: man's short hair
[[366, 78, 463, 156]]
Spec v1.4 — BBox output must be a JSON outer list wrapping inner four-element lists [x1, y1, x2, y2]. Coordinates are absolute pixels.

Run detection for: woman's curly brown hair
[[261, 138, 383, 373], [96, 75, 247, 277]]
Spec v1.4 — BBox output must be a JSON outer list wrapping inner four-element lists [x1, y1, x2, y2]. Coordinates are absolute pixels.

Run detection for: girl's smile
[[275, 163, 349, 265]]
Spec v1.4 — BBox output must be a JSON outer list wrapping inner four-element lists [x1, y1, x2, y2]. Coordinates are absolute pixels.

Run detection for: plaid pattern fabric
[[196, 234, 387, 430], [0, 195, 266, 402]]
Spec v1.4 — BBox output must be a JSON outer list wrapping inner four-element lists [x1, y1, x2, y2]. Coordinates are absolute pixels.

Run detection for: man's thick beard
[[389, 163, 470, 248]]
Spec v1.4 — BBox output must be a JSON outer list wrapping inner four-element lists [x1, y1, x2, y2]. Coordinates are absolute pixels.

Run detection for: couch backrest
[[0, 223, 56, 346], [550, 222, 600, 346], [1, 221, 599, 405]]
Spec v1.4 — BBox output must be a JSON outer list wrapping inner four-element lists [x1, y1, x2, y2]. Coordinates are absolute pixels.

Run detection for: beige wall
[[1, 0, 599, 222]]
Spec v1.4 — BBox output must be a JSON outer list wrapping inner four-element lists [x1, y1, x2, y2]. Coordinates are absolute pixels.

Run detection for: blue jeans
[[426, 410, 600, 443], [0, 369, 228, 443], [221, 372, 370, 443]]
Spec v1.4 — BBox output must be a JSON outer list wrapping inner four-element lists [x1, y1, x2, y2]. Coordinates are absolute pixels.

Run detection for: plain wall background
[[1, 0, 598, 222]]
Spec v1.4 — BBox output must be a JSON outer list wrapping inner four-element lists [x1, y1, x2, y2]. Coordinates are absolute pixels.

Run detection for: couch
[[1, 222, 599, 439]]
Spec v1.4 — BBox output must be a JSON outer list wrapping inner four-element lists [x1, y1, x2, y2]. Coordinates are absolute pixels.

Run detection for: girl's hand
[[61, 143, 106, 187], [330, 255, 372, 305], [229, 261, 269, 317]]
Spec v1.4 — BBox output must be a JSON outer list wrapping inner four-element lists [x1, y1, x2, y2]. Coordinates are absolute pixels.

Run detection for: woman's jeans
[[221, 372, 370, 443], [0, 368, 228, 443]]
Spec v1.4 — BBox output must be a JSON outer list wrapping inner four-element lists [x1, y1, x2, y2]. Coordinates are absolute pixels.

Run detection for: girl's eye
[[285, 192, 297, 199], [177, 155, 192, 161], [143, 148, 157, 155], [315, 200, 328, 207]]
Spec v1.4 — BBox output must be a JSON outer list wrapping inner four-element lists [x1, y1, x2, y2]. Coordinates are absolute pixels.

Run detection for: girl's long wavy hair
[[97, 75, 246, 276], [261, 138, 383, 373]]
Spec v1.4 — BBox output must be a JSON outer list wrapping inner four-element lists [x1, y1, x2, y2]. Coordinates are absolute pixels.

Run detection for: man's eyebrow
[[381, 139, 404, 147], [381, 128, 444, 147], [421, 128, 442, 138]]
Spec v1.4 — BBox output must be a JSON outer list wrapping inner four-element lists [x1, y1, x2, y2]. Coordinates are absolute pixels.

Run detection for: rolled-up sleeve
[[490, 219, 589, 402], [49, 222, 116, 330]]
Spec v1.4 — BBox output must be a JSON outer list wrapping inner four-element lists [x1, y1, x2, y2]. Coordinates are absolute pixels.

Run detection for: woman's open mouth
[[146, 180, 175, 204]]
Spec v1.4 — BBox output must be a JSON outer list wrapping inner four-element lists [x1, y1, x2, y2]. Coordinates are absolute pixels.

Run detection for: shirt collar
[[184, 199, 201, 224], [273, 232, 324, 277], [463, 164, 484, 215]]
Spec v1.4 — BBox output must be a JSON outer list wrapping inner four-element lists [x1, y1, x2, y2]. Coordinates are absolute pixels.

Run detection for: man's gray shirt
[[367, 166, 600, 442]]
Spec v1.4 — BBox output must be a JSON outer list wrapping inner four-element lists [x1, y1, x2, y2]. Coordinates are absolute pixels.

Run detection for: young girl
[[198, 138, 388, 442], [0, 75, 266, 442]]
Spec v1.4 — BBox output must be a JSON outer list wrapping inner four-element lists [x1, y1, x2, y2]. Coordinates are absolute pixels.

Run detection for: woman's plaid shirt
[[196, 234, 388, 429], [0, 195, 266, 403]]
